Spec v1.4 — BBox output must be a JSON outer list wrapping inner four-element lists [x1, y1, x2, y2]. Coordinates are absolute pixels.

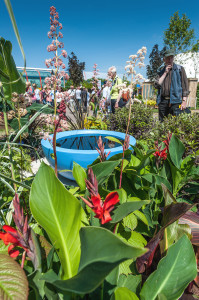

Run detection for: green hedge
[[106, 104, 199, 157]]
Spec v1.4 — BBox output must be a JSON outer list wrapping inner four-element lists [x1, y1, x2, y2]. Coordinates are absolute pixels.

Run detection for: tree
[[67, 52, 85, 87], [164, 11, 195, 54], [146, 44, 166, 80]]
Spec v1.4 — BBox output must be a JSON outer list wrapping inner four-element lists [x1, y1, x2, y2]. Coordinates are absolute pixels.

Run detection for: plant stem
[[21, 251, 26, 269], [119, 99, 132, 189], [3, 101, 17, 192], [52, 119, 60, 177]]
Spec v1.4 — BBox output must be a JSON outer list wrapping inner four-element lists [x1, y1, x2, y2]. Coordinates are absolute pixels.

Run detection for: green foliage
[[84, 116, 107, 130], [68, 52, 85, 87], [30, 163, 86, 280], [112, 287, 139, 300], [163, 11, 195, 54], [107, 104, 154, 140], [72, 162, 87, 191], [0, 254, 29, 299], [140, 235, 197, 300], [0, 37, 25, 103], [44, 227, 146, 295], [142, 113, 199, 157]]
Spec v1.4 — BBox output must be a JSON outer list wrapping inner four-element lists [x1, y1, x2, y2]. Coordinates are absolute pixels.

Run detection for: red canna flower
[[0, 225, 26, 258], [81, 191, 120, 224], [163, 133, 172, 151], [153, 148, 167, 160]]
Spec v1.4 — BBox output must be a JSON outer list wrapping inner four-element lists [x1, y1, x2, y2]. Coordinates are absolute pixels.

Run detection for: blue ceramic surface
[[41, 130, 136, 180]]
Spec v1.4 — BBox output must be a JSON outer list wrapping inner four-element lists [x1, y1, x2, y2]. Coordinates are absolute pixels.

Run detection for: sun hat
[[164, 48, 175, 57]]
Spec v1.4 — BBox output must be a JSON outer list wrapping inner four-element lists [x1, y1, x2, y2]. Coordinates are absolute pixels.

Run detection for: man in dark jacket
[[154, 48, 189, 122]]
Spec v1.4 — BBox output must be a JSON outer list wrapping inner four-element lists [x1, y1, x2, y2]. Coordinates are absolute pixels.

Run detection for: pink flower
[[61, 50, 67, 58], [58, 32, 63, 38], [62, 64, 66, 69], [64, 73, 69, 80], [50, 25, 56, 31], [47, 31, 53, 38]]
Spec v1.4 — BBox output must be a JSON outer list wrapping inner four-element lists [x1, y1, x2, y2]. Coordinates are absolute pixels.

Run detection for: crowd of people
[[24, 65, 137, 115]]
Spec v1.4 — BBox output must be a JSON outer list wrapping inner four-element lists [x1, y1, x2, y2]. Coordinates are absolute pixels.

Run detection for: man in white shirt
[[75, 87, 81, 107]]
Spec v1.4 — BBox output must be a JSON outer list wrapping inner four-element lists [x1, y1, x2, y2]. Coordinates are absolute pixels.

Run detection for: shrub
[[106, 105, 199, 158], [142, 113, 199, 157], [106, 103, 154, 140]]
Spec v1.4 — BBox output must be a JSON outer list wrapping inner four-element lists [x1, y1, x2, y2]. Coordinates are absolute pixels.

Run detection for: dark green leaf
[[169, 134, 185, 169], [140, 235, 197, 300], [110, 201, 150, 223]]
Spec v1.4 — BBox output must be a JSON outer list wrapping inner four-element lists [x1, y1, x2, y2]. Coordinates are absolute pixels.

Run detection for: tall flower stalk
[[45, 6, 69, 176], [119, 47, 147, 189]]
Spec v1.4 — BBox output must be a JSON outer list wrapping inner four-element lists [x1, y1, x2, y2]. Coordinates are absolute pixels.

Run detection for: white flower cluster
[[125, 46, 147, 86]]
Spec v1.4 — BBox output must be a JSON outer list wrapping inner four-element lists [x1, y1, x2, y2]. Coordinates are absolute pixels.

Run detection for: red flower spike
[[123, 135, 130, 151], [85, 168, 98, 197], [96, 136, 110, 162], [80, 192, 120, 224]]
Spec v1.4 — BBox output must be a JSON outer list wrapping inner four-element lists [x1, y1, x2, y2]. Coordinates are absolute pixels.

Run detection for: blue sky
[[0, 0, 199, 78]]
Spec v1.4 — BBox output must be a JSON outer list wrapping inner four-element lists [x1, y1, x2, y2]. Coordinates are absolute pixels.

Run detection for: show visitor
[[25, 81, 33, 104], [108, 66, 123, 114], [32, 84, 41, 104], [75, 86, 82, 106], [154, 48, 189, 122]]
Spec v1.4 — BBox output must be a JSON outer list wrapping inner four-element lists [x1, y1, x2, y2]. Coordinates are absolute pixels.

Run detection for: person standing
[[75, 86, 82, 107], [33, 84, 41, 104], [154, 48, 189, 122], [81, 87, 88, 112], [108, 66, 123, 114]]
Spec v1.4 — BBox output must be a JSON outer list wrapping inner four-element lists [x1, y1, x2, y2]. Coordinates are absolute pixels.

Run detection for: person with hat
[[154, 48, 189, 122]]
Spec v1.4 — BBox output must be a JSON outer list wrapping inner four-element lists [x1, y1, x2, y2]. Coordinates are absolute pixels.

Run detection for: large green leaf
[[72, 162, 86, 191], [0, 254, 29, 299], [111, 287, 139, 300], [169, 134, 185, 169], [91, 160, 120, 185], [110, 200, 150, 223], [0, 37, 25, 101], [140, 235, 197, 300], [117, 274, 141, 294], [44, 226, 147, 294], [142, 173, 172, 192], [29, 162, 86, 280]]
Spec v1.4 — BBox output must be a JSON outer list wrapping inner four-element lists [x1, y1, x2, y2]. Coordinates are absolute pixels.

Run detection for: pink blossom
[[47, 44, 57, 52], [59, 23, 63, 29], [53, 19, 59, 26], [48, 31, 53, 38], [50, 25, 56, 32], [58, 42, 64, 48], [64, 73, 69, 80], [58, 32, 63, 38], [62, 64, 66, 69], [61, 50, 67, 58]]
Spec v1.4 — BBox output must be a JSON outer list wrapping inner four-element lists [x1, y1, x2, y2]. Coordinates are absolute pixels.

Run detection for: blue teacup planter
[[41, 130, 136, 180]]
